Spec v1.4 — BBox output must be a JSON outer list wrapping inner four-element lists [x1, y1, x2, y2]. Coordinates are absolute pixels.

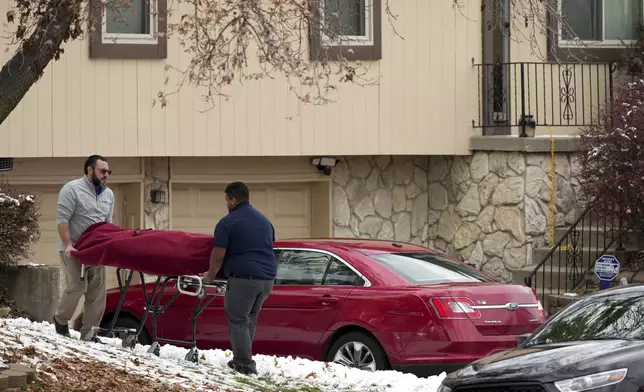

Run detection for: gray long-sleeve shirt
[[56, 177, 114, 251]]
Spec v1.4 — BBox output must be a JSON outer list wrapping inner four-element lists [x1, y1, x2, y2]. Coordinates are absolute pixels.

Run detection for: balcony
[[473, 62, 616, 136]]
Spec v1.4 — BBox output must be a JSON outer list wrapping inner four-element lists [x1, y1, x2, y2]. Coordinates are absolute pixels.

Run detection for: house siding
[[0, 0, 482, 159]]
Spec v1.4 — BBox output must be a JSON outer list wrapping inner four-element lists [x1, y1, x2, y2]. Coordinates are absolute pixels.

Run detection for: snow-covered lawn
[[0, 317, 446, 392]]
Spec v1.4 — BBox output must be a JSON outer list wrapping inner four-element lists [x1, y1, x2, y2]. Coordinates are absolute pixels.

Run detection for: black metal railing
[[524, 197, 627, 303], [473, 62, 616, 134]]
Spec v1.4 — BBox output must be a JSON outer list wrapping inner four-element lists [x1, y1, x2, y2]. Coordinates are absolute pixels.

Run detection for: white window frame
[[320, 0, 374, 47], [557, 0, 643, 48], [102, 0, 158, 45]]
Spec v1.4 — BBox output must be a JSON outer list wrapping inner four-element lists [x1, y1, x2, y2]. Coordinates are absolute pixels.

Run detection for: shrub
[[577, 23, 644, 240], [0, 181, 40, 267], [577, 76, 644, 238]]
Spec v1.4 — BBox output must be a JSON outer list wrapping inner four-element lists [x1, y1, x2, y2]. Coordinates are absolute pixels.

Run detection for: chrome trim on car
[[471, 303, 539, 311], [273, 247, 372, 287]]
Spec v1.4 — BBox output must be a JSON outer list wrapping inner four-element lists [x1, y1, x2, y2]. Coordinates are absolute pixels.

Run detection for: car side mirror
[[517, 333, 531, 346]]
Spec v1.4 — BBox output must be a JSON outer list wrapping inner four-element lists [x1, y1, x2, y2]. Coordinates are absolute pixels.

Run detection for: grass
[[234, 375, 324, 392], [233, 374, 362, 392]]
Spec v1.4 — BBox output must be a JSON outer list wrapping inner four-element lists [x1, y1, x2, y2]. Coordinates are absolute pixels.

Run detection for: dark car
[[438, 283, 644, 392]]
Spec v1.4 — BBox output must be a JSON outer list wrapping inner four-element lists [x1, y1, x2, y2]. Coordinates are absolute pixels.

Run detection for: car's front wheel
[[326, 331, 389, 372]]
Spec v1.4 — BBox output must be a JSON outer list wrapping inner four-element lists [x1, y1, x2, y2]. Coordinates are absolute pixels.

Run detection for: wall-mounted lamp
[[151, 189, 166, 204], [311, 157, 338, 176], [518, 114, 536, 138]]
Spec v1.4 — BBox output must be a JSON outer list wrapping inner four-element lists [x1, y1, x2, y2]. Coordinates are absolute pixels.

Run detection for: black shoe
[[237, 365, 258, 375], [227, 359, 241, 371], [245, 363, 258, 375], [53, 316, 71, 338], [227, 360, 257, 375]]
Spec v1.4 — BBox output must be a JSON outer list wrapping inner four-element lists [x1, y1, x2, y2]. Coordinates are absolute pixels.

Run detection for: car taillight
[[531, 287, 547, 317], [430, 297, 481, 320]]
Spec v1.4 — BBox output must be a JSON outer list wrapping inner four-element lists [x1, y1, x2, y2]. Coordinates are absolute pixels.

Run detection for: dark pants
[[224, 276, 274, 368]]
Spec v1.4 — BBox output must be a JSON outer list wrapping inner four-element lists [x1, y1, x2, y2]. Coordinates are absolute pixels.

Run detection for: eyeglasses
[[93, 167, 112, 175]]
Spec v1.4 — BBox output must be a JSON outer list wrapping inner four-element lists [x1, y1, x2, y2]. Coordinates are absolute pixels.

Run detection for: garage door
[[171, 183, 312, 239]]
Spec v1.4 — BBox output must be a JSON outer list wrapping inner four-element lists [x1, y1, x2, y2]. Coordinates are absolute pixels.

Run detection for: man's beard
[[91, 173, 103, 187]]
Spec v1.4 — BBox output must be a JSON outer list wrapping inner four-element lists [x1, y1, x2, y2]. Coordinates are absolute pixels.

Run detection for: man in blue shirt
[[203, 181, 277, 375]]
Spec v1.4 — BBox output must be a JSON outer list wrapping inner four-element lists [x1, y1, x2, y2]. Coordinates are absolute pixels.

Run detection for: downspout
[[502, 0, 510, 64]]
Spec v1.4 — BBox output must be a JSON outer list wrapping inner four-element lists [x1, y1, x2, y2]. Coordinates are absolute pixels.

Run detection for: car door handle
[[318, 295, 339, 303]]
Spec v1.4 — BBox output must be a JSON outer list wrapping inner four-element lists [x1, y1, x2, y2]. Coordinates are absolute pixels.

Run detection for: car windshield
[[368, 252, 494, 284], [524, 292, 644, 347]]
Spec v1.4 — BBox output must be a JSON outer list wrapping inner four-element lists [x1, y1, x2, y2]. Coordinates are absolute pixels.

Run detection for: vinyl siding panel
[[0, 0, 482, 158]]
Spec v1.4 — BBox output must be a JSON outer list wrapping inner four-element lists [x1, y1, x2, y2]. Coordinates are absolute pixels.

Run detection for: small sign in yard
[[594, 255, 621, 290]]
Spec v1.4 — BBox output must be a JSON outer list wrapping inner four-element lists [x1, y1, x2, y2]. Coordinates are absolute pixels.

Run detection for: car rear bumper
[[392, 362, 470, 378]]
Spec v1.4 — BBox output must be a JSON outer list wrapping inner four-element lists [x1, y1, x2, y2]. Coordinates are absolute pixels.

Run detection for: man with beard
[[53, 155, 114, 343], [203, 181, 277, 375]]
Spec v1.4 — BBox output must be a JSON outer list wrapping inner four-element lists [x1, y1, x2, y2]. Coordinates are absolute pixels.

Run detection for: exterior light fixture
[[311, 157, 338, 176], [151, 189, 166, 204], [519, 114, 536, 137]]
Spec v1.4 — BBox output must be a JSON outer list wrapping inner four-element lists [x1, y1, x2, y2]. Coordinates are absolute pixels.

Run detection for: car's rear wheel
[[326, 331, 389, 372]]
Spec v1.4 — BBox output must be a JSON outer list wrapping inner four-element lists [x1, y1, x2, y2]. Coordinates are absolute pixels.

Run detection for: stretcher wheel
[[185, 347, 199, 364], [147, 342, 161, 357], [122, 335, 137, 349]]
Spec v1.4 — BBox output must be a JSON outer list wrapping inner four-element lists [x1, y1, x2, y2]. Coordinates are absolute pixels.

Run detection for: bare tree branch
[[453, 0, 596, 63], [0, 0, 84, 124], [0, 0, 635, 127], [158, 0, 396, 110], [0, 0, 400, 123]]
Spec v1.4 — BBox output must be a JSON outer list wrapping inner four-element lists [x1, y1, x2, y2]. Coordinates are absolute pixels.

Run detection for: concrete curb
[[0, 363, 36, 391]]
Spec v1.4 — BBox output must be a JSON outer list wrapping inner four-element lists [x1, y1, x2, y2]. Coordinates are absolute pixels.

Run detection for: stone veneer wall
[[332, 156, 431, 245], [426, 152, 583, 282], [144, 157, 170, 230], [333, 152, 583, 283]]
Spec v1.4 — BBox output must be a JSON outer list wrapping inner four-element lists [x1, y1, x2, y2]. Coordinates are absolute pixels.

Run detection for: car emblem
[[476, 300, 487, 305], [505, 302, 519, 311]]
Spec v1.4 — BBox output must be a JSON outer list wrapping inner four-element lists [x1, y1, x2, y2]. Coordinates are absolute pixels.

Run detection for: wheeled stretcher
[[100, 268, 226, 363], [71, 222, 225, 364]]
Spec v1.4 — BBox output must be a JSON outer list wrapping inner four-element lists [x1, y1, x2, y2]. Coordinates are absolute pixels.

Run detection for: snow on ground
[[0, 317, 446, 392]]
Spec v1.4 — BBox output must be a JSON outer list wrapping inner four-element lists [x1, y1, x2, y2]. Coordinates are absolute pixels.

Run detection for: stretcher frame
[[94, 267, 227, 364]]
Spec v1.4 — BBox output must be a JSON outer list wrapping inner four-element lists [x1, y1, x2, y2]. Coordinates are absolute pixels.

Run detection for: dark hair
[[225, 181, 249, 202], [84, 154, 106, 175]]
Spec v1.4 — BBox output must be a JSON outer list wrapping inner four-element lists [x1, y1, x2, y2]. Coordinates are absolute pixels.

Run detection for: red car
[[74, 239, 545, 377]]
